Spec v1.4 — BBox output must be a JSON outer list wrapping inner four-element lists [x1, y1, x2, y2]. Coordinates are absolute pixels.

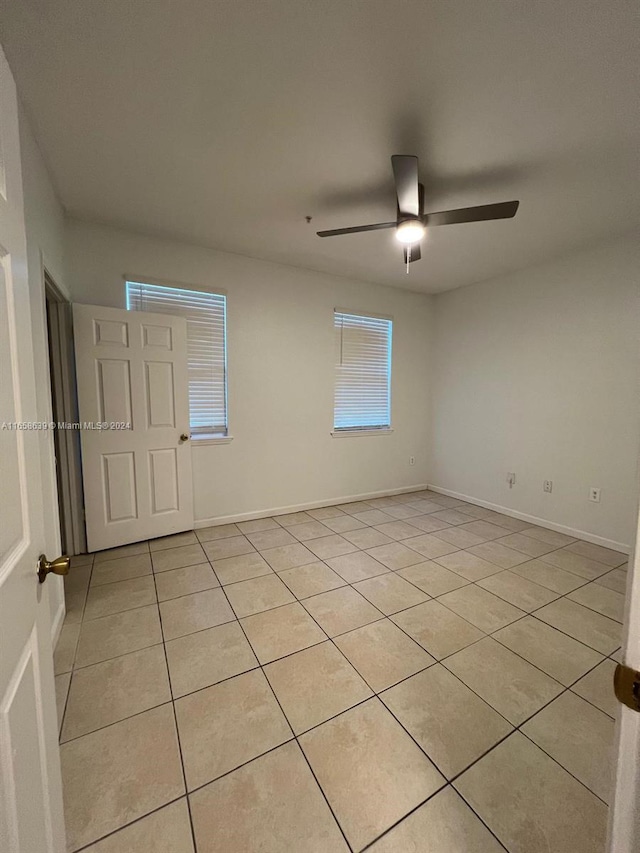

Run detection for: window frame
[[124, 277, 230, 442], [332, 308, 393, 436]]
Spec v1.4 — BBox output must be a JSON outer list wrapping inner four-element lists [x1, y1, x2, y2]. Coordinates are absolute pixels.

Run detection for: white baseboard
[[51, 598, 65, 648], [428, 484, 631, 555], [194, 484, 430, 529]]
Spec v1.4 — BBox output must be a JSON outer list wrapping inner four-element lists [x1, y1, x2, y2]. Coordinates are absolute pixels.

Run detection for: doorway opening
[[44, 271, 86, 555]]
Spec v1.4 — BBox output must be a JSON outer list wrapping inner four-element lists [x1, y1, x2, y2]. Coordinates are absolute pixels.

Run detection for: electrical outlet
[[589, 487, 601, 503], [543, 480, 553, 493], [507, 472, 516, 488], [409, 456, 415, 466]]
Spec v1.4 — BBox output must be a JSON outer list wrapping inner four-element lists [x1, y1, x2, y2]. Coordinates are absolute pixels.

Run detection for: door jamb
[[45, 272, 86, 556]]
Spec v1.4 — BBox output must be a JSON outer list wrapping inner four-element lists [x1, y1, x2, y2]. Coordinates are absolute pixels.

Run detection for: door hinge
[[614, 663, 640, 712]]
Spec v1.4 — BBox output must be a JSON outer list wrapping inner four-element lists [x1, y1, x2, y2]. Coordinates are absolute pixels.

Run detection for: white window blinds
[[334, 310, 392, 431], [126, 281, 227, 436]]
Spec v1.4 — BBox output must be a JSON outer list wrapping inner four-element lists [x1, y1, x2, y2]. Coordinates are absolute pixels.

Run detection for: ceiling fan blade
[[424, 200, 519, 227], [316, 221, 396, 237], [391, 155, 420, 218], [403, 243, 421, 264]]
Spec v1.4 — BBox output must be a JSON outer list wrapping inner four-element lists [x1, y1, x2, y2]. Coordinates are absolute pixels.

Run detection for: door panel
[[142, 322, 172, 349], [0, 44, 66, 853], [145, 361, 175, 427], [149, 448, 179, 513], [94, 317, 128, 346], [97, 359, 132, 423], [74, 304, 193, 552], [3, 636, 51, 851], [103, 452, 138, 522], [0, 262, 23, 554]]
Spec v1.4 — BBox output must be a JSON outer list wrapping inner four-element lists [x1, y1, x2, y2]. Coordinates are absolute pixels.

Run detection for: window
[[333, 310, 392, 432], [126, 281, 228, 437]]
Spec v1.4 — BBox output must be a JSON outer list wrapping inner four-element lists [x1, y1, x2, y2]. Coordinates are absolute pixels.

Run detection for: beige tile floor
[[55, 490, 627, 853]]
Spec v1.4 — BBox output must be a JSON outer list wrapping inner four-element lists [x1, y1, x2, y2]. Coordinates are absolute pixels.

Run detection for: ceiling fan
[[317, 155, 519, 268]]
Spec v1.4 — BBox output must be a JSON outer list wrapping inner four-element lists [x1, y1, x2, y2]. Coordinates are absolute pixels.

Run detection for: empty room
[[0, 2, 639, 852]]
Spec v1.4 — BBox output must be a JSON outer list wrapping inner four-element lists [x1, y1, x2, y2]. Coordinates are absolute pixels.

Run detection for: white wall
[[430, 236, 639, 550], [65, 220, 432, 524], [60, 220, 639, 548], [19, 103, 68, 636]]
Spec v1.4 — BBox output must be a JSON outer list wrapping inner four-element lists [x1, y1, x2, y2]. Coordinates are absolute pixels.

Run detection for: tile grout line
[[60, 590, 618, 749], [62, 497, 624, 851], [67, 528, 621, 728], [70, 534, 622, 704], [215, 578, 356, 853], [57, 554, 95, 736], [150, 563, 200, 853], [207, 530, 495, 853], [85, 519, 620, 622], [272, 528, 622, 815], [428, 638, 618, 809], [358, 780, 511, 853], [70, 794, 189, 853], [209, 547, 596, 849]]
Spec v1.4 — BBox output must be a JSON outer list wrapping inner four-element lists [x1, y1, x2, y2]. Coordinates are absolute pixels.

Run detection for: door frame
[[607, 500, 640, 853], [44, 272, 86, 557], [26, 241, 72, 647]]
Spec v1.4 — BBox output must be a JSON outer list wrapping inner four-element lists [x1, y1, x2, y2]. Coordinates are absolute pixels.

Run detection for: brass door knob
[[180, 433, 190, 442], [37, 554, 70, 584], [614, 663, 640, 712]]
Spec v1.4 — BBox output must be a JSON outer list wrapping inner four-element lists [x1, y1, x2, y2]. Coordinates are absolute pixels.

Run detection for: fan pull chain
[[406, 244, 411, 274]]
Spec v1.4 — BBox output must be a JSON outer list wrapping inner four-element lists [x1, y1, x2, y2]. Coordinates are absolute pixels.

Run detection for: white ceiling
[[1, 0, 638, 293]]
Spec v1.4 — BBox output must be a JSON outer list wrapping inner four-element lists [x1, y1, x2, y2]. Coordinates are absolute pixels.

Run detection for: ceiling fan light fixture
[[316, 155, 519, 267], [395, 219, 425, 244]]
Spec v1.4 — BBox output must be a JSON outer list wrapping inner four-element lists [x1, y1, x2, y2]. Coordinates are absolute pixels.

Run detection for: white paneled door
[[0, 46, 66, 853], [73, 305, 194, 552]]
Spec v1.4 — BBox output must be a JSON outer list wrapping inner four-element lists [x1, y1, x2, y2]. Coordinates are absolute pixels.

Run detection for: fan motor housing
[[396, 218, 425, 244]]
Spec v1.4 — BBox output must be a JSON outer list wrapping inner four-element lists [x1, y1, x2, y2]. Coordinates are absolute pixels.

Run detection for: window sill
[[331, 428, 394, 438], [191, 434, 234, 446]]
